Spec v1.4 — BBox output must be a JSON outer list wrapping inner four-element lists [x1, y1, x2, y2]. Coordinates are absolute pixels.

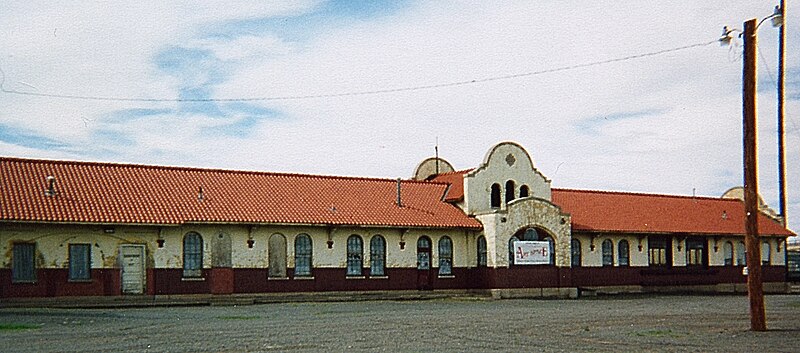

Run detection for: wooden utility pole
[[777, 0, 787, 226], [742, 18, 767, 332]]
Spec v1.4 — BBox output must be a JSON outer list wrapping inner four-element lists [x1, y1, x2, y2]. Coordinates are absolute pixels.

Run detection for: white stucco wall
[[463, 142, 551, 216]]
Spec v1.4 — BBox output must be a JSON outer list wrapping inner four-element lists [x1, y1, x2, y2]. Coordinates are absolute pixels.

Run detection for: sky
[[1, 1, 799, 237]]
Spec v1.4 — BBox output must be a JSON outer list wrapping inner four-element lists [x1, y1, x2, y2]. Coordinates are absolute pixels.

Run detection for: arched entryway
[[508, 227, 555, 266]]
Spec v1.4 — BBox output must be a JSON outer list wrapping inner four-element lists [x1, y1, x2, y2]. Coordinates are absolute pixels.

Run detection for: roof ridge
[[552, 187, 735, 202], [0, 156, 441, 185]]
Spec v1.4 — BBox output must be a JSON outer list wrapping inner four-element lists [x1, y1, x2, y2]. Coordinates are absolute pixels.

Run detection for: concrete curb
[[0, 289, 494, 309]]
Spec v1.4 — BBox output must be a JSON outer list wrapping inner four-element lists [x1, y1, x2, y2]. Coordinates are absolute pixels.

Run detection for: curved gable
[[463, 141, 551, 215]]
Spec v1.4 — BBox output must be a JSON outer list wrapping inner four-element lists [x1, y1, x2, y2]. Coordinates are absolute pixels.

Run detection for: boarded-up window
[[69, 244, 91, 281], [602, 239, 614, 266], [294, 234, 312, 277], [477, 236, 487, 267], [12, 243, 36, 283], [370, 235, 386, 276], [183, 232, 203, 277], [438, 236, 453, 275], [268, 234, 287, 278], [347, 235, 363, 276]]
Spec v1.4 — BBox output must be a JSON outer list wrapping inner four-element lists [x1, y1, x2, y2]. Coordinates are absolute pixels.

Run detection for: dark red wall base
[[0, 266, 787, 298]]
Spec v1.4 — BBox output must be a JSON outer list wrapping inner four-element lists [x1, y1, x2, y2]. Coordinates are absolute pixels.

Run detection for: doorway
[[417, 236, 433, 290], [120, 245, 145, 294]]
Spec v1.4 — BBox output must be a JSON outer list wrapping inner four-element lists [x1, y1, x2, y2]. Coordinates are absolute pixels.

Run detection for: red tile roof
[[552, 189, 794, 237], [431, 169, 472, 202], [0, 157, 482, 229]]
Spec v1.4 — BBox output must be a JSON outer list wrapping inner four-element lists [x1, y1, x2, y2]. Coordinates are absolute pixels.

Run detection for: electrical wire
[[0, 40, 718, 103]]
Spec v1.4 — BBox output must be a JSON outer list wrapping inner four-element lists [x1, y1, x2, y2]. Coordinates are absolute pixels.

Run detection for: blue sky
[[1, 0, 799, 235]]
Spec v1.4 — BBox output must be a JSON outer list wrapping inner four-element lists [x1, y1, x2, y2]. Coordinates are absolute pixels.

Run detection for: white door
[[120, 245, 145, 294]]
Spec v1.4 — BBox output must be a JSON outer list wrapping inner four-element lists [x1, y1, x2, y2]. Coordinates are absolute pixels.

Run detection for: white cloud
[[1, 1, 799, 234]]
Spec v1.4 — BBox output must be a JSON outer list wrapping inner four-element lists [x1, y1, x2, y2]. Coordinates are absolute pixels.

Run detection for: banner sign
[[513, 241, 550, 265]]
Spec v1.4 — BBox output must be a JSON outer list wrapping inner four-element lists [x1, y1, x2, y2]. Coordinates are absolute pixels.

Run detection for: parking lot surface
[[1, 294, 798, 352]]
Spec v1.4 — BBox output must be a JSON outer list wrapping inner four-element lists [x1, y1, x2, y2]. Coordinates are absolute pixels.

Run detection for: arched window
[[737, 241, 746, 266], [370, 235, 386, 276], [519, 185, 529, 198], [268, 233, 287, 278], [294, 234, 312, 277], [183, 232, 203, 278], [347, 235, 363, 276], [477, 236, 487, 267], [505, 180, 515, 203], [491, 184, 501, 208], [602, 239, 614, 267], [723, 241, 734, 266], [618, 240, 630, 266], [438, 237, 453, 275], [762, 241, 771, 266], [571, 239, 581, 267]]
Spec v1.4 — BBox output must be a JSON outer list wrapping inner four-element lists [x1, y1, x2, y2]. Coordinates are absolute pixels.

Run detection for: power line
[[1, 40, 718, 103]]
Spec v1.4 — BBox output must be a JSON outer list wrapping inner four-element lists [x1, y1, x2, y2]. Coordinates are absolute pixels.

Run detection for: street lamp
[[719, 4, 784, 333]]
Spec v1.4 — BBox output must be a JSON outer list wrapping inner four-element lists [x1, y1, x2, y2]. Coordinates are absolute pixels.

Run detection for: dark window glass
[[571, 239, 581, 267], [294, 234, 313, 276], [417, 237, 431, 270], [519, 185, 529, 198], [491, 184, 501, 208], [602, 239, 614, 266], [685, 237, 707, 267], [12, 243, 36, 282], [347, 235, 363, 276], [648, 236, 671, 266], [618, 240, 630, 267], [505, 180, 515, 203], [438, 237, 453, 275], [370, 235, 386, 276], [183, 232, 203, 277], [477, 236, 487, 267]]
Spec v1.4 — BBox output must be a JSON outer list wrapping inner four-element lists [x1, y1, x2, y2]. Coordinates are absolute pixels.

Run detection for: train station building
[[1, 141, 794, 298]]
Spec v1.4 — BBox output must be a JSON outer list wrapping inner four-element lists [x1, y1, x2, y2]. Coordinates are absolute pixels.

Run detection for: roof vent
[[197, 186, 204, 202], [722, 211, 728, 220], [45, 176, 56, 196]]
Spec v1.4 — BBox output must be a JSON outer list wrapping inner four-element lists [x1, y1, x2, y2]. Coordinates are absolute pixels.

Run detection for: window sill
[[181, 277, 206, 282], [11, 280, 37, 284], [346, 276, 366, 280], [369, 275, 388, 279], [268, 276, 290, 281], [437, 275, 455, 279], [68, 279, 93, 283], [293, 276, 315, 280]]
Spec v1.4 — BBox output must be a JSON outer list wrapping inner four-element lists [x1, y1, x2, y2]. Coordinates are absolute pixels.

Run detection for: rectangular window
[[69, 244, 91, 281], [648, 236, 671, 266], [685, 237, 707, 267], [12, 243, 36, 283]]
